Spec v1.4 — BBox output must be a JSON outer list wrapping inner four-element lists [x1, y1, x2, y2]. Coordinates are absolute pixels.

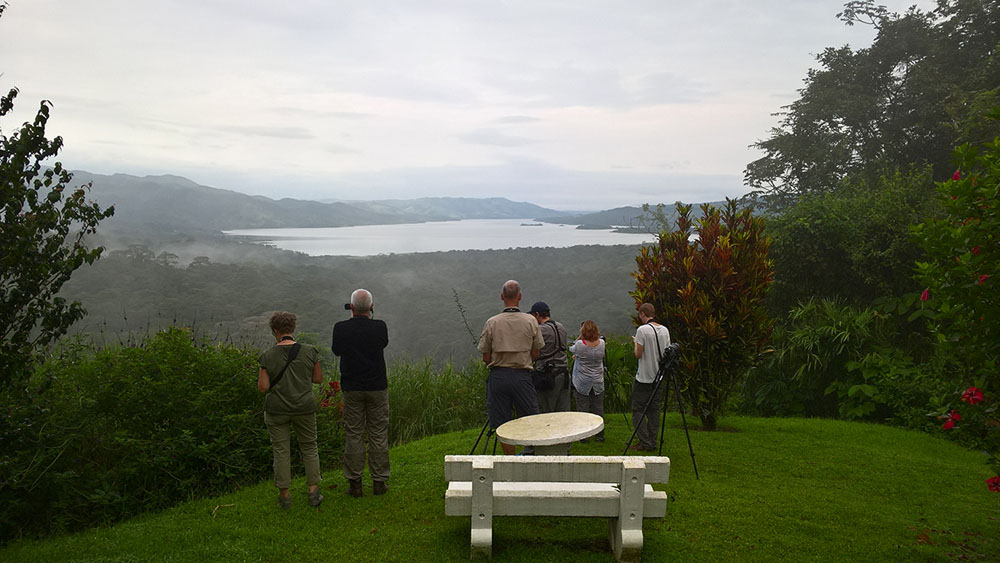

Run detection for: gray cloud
[[215, 125, 315, 140], [493, 115, 542, 124], [458, 128, 540, 147], [269, 158, 745, 211], [634, 72, 715, 104]]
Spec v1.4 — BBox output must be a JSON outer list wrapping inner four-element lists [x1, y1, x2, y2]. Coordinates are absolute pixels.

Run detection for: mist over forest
[[61, 172, 664, 362]]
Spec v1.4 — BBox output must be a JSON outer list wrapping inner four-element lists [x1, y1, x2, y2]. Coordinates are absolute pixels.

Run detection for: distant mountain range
[[71, 171, 570, 233], [70, 170, 725, 235]]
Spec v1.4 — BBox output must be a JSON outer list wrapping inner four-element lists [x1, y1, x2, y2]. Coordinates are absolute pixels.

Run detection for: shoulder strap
[[268, 343, 301, 389], [649, 322, 662, 374], [546, 320, 563, 350]]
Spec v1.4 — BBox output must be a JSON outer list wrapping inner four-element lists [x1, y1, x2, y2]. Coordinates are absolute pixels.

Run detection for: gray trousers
[[343, 389, 391, 483], [536, 371, 571, 413], [264, 411, 322, 490], [631, 380, 665, 449], [573, 386, 605, 439]]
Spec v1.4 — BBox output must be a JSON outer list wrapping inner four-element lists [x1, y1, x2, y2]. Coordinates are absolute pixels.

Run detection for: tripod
[[470, 419, 499, 455], [623, 343, 699, 479]]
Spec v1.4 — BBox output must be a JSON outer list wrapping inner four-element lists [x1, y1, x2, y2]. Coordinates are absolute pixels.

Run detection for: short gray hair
[[351, 288, 373, 314], [501, 280, 521, 300]]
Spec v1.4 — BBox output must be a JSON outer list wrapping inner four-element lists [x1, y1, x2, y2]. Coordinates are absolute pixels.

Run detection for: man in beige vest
[[478, 280, 544, 455]]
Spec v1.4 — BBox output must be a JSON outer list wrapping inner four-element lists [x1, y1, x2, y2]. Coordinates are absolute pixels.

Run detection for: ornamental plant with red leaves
[[631, 199, 774, 430]]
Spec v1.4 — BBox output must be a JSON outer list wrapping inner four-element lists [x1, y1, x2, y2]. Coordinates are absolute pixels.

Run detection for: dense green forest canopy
[[62, 238, 643, 362]]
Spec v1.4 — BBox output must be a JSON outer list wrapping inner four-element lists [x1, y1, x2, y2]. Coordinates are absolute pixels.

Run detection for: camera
[[343, 303, 352, 310]]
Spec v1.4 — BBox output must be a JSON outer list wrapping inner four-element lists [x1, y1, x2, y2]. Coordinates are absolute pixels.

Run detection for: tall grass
[[385, 358, 488, 445]]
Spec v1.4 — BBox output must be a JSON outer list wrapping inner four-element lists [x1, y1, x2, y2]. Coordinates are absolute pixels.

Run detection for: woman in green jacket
[[258, 311, 323, 509]]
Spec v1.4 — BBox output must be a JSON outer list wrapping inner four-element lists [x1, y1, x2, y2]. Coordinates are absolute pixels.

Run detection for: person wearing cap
[[479, 280, 544, 455], [529, 301, 570, 413]]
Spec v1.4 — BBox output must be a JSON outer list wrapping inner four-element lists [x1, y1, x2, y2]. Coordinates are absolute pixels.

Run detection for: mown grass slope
[[2, 415, 996, 562]]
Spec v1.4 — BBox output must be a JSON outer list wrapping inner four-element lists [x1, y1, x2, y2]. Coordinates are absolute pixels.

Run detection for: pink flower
[[988, 476, 1000, 493], [949, 410, 962, 422], [920, 288, 930, 301], [962, 387, 984, 405], [952, 170, 961, 181], [942, 418, 955, 430], [979, 274, 991, 285]]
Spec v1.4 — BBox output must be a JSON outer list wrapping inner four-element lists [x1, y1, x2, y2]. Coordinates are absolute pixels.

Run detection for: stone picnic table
[[495, 411, 604, 455]]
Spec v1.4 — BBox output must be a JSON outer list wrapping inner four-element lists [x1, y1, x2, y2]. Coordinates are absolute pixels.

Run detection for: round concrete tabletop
[[495, 412, 604, 446]]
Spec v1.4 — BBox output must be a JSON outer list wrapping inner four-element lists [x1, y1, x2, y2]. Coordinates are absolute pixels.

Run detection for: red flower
[[949, 410, 962, 422], [942, 418, 955, 430], [920, 288, 930, 301], [962, 387, 984, 405], [979, 274, 991, 285], [972, 245, 980, 255], [330, 381, 341, 392], [952, 170, 961, 181], [321, 398, 331, 408], [988, 476, 1000, 493]]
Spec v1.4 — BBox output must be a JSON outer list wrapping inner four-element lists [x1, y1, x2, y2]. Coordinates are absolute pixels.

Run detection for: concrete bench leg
[[609, 459, 645, 562], [471, 458, 494, 559]]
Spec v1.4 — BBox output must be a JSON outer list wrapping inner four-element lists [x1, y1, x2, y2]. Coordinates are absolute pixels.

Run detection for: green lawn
[[2, 416, 997, 562]]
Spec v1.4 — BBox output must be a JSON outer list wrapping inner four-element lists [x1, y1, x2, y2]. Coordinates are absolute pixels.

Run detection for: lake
[[224, 218, 656, 256]]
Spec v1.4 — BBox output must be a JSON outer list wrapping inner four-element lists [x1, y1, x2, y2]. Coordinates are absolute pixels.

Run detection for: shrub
[[764, 168, 938, 314], [0, 328, 343, 541], [743, 298, 949, 426], [911, 132, 1000, 385], [631, 199, 774, 430]]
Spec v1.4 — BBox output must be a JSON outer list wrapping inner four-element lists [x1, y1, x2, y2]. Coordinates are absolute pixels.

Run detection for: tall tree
[[0, 85, 115, 388], [745, 0, 1000, 210]]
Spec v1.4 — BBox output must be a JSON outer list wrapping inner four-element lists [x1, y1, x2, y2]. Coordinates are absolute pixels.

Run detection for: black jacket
[[332, 316, 389, 391]]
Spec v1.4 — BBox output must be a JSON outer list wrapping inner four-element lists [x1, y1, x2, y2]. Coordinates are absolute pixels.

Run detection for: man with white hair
[[478, 280, 544, 455], [332, 288, 390, 497]]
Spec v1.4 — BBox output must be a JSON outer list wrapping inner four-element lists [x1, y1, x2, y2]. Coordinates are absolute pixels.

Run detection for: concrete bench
[[444, 455, 669, 562]]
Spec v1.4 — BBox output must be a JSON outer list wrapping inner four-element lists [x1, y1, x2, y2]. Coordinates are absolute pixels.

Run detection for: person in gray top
[[569, 319, 606, 442], [529, 301, 570, 413], [257, 311, 323, 509]]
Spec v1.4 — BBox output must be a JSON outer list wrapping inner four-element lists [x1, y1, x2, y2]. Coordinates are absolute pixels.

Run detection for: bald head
[[501, 280, 522, 307], [351, 288, 373, 315]]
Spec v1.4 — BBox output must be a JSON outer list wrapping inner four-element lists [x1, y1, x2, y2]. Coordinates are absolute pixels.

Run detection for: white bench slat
[[444, 455, 670, 484], [445, 481, 667, 518]]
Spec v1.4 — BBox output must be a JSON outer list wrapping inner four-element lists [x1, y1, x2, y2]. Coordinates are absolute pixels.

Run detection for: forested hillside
[[72, 171, 566, 233], [62, 243, 643, 362]]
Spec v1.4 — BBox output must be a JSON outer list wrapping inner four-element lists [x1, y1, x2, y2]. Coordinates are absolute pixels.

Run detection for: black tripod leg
[[670, 371, 699, 479], [470, 419, 490, 455], [657, 373, 670, 456], [622, 375, 667, 455]]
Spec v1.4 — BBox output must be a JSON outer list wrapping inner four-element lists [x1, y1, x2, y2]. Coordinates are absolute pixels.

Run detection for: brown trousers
[[342, 389, 391, 482]]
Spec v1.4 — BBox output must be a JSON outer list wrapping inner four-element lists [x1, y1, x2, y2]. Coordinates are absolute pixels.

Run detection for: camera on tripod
[[657, 343, 680, 374]]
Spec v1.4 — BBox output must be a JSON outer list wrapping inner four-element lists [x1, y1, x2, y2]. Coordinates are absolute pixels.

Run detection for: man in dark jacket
[[529, 301, 570, 413], [332, 288, 389, 498]]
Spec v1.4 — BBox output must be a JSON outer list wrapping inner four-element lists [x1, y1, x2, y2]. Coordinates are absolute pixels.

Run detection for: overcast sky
[[1, 0, 932, 210]]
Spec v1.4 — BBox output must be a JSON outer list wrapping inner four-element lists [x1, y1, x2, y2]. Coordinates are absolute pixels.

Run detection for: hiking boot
[[308, 489, 324, 507], [373, 481, 388, 496], [348, 479, 363, 498], [277, 494, 292, 510]]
